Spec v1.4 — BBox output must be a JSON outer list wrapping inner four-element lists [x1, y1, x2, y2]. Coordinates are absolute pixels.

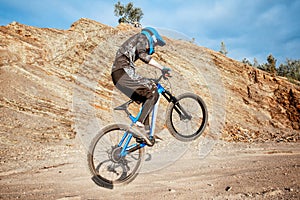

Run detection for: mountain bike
[[87, 74, 208, 189]]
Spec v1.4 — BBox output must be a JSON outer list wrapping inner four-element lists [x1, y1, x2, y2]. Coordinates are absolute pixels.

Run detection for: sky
[[1, 0, 300, 65]]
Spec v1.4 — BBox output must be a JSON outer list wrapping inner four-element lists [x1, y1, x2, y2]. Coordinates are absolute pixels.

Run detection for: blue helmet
[[141, 27, 166, 54]]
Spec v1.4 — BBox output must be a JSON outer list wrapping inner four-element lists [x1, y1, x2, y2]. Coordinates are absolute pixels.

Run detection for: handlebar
[[150, 73, 171, 84], [149, 75, 164, 84]]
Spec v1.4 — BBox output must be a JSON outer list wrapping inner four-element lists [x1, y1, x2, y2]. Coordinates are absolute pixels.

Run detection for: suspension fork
[[162, 90, 192, 120]]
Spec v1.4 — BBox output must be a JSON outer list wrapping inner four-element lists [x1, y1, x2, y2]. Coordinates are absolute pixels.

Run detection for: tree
[[219, 41, 228, 56], [266, 54, 277, 75], [241, 58, 259, 67], [258, 54, 277, 75], [253, 58, 259, 67], [243, 54, 299, 83], [241, 58, 252, 66], [114, 1, 143, 26], [277, 59, 300, 81]]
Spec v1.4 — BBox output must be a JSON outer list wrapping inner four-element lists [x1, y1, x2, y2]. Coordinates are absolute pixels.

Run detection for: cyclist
[[111, 27, 171, 146]]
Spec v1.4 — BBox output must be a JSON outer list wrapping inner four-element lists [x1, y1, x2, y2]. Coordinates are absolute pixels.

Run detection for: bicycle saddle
[[114, 100, 133, 111]]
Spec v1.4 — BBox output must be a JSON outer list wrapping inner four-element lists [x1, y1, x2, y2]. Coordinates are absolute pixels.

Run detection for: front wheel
[[166, 93, 208, 142]]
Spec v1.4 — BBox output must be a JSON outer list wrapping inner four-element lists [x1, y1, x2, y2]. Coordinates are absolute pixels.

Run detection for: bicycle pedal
[[136, 137, 155, 147], [135, 137, 144, 144]]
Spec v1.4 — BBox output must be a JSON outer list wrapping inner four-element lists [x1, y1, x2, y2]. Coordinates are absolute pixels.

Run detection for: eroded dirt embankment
[[0, 19, 299, 199]]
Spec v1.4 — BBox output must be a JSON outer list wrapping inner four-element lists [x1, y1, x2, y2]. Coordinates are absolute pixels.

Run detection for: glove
[[161, 67, 171, 78]]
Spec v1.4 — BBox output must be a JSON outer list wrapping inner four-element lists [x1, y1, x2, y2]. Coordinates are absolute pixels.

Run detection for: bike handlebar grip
[[161, 67, 171, 79]]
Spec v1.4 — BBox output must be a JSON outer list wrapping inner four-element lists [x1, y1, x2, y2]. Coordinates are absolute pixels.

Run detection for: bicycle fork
[[162, 90, 192, 120]]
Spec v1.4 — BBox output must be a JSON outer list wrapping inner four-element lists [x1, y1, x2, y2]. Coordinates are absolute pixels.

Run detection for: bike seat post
[[124, 108, 130, 116], [124, 100, 133, 117]]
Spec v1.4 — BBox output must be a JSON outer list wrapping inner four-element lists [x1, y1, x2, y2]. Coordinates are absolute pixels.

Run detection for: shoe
[[131, 124, 155, 146]]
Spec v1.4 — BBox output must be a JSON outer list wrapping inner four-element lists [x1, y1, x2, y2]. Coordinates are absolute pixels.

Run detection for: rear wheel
[[87, 124, 144, 188], [166, 93, 208, 141]]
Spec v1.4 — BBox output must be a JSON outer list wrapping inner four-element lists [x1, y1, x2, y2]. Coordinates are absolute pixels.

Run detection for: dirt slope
[[0, 18, 299, 199]]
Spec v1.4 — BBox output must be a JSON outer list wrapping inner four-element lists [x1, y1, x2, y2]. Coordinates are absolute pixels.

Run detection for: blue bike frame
[[118, 83, 166, 157]]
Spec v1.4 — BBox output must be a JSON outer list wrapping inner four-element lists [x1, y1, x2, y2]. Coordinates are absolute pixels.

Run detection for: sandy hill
[[1, 18, 298, 144], [0, 18, 299, 199]]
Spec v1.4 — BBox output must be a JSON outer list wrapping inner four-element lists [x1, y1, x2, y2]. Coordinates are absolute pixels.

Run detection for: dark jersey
[[111, 33, 159, 125], [112, 33, 152, 73]]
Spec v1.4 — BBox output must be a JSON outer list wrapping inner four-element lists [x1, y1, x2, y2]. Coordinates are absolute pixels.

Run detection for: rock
[[225, 186, 232, 191], [263, 189, 284, 197], [285, 187, 293, 192], [168, 188, 176, 193]]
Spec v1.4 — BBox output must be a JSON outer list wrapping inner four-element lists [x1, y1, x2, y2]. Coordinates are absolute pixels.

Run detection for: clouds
[[0, 0, 299, 64], [1, 0, 74, 28], [175, 0, 300, 64], [0, 0, 115, 28]]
